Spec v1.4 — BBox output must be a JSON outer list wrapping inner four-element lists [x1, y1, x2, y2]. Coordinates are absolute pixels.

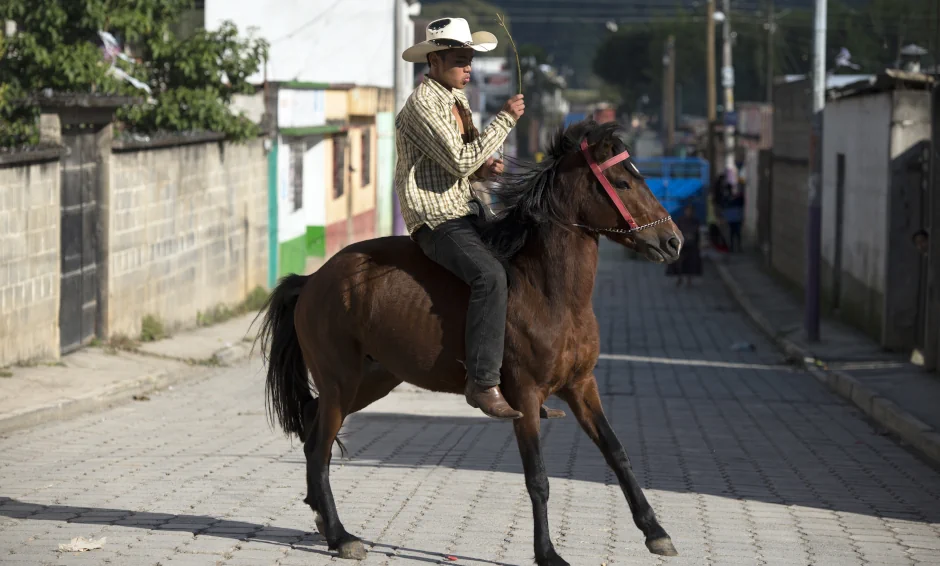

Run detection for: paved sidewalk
[[0, 255, 938, 565], [712, 252, 940, 467], [0, 312, 260, 435]]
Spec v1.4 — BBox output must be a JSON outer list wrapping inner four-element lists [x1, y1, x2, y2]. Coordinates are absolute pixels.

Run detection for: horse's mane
[[476, 120, 627, 261]]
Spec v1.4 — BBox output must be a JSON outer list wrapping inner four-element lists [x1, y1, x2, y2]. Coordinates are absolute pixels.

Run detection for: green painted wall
[[306, 225, 326, 258], [267, 140, 279, 288], [278, 234, 308, 277]]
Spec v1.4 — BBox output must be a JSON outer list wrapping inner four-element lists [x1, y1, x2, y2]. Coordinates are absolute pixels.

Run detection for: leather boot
[[465, 379, 523, 420], [540, 405, 566, 419]]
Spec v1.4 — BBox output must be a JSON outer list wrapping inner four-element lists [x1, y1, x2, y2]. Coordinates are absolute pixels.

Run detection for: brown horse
[[257, 121, 683, 565]]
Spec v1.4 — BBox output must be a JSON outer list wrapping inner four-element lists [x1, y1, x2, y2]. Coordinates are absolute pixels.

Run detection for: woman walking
[[666, 204, 703, 286]]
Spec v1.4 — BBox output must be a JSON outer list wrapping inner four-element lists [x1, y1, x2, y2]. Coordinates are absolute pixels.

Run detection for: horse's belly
[[355, 265, 469, 394]]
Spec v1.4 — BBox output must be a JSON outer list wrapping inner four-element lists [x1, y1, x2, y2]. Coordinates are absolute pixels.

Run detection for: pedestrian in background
[[666, 204, 703, 286], [913, 229, 929, 258], [707, 174, 729, 253], [724, 179, 745, 253]]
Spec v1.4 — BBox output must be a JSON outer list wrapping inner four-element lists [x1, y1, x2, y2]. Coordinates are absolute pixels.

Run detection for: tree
[[0, 0, 268, 148], [592, 0, 939, 121], [592, 26, 658, 115]]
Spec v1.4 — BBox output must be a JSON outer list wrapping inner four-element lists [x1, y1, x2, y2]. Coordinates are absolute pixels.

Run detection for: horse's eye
[[614, 179, 631, 190]]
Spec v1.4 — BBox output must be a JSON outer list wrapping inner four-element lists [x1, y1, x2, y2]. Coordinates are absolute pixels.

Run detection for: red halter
[[578, 139, 672, 234]]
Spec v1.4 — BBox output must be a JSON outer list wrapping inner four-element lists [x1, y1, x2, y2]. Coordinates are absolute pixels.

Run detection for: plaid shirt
[[395, 76, 516, 234]]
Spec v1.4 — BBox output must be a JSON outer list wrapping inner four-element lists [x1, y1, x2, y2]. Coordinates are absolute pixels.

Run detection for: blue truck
[[633, 157, 711, 221]]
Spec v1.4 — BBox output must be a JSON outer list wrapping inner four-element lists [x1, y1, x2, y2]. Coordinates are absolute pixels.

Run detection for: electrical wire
[[269, 0, 345, 44]]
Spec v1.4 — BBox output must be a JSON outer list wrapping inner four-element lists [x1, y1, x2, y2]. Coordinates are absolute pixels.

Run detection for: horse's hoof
[[646, 536, 678, 556], [536, 551, 570, 566], [337, 539, 367, 560]]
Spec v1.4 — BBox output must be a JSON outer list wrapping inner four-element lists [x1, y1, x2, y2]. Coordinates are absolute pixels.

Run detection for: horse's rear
[[257, 235, 472, 558], [296, 236, 471, 401]]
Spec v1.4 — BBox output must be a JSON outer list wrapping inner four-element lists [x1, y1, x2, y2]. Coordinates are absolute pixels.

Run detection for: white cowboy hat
[[402, 17, 498, 63]]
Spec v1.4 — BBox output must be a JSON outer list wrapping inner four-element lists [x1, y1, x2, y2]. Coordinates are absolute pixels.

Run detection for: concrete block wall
[[820, 92, 892, 340], [107, 139, 269, 337], [770, 79, 813, 287], [770, 161, 808, 287], [0, 158, 61, 366]]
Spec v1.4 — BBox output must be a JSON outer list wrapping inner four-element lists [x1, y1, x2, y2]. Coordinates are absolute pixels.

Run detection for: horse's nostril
[[666, 237, 681, 254]]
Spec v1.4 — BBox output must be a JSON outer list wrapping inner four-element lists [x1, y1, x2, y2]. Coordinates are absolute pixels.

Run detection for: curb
[[0, 343, 253, 437], [711, 257, 940, 468], [212, 341, 255, 366]]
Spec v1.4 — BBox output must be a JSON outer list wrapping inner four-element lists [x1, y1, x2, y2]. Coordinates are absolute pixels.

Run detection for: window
[[289, 142, 304, 211], [333, 136, 346, 199], [361, 130, 371, 188]]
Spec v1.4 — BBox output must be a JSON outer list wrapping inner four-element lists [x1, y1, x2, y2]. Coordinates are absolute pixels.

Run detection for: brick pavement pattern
[[2, 256, 939, 566]]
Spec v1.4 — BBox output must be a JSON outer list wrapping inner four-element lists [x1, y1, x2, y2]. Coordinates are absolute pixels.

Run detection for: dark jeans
[[413, 216, 507, 388], [728, 221, 742, 253]]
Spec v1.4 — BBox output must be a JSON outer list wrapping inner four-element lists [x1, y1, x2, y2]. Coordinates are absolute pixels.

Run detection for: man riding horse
[[258, 19, 683, 560], [398, 17, 558, 421]]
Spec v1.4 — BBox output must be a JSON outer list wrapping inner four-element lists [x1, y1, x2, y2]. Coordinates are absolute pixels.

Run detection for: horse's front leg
[[512, 395, 569, 566], [559, 376, 678, 556]]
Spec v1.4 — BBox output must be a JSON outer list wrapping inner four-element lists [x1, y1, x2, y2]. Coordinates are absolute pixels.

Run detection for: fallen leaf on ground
[[58, 536, 106, 552]]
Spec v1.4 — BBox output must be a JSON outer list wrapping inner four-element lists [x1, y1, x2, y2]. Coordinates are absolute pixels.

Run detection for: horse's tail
[[255, 273, 314, 439]]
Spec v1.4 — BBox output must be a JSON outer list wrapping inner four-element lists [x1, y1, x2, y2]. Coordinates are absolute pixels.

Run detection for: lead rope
[[571, 215, 673, 235]]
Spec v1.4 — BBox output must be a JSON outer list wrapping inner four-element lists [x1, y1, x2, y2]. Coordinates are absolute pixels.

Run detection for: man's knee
[[476, 260, 507, 294]]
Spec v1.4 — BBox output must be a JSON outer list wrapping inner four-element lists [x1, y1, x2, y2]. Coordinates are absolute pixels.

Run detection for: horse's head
[[568, 123, 683, 263], [479, 120, 684, 264]]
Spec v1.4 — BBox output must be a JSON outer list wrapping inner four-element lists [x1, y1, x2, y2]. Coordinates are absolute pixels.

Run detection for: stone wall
[[0, 154, 61, 366], [107, 139, 269, 337]]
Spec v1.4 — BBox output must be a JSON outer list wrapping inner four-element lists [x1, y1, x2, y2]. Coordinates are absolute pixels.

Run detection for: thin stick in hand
[[496, 13, 522, 95]]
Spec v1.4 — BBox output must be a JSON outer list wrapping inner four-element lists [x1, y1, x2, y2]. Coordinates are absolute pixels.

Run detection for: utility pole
[[706, 0, 717, 181], [664, 35, 676, 153], [721, 0, 737, 187], [804, 0, 827, 342], [765, 0, 775, 104]]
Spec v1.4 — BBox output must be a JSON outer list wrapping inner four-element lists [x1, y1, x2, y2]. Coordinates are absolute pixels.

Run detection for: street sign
[[721, 66, 735, 88]]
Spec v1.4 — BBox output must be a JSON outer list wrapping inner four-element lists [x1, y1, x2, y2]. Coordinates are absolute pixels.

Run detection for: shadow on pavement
[[327, 405, 940, 527], [0, 496, 516, 565]]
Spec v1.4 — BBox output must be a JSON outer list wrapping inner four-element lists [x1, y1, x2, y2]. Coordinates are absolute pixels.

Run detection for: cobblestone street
[[2, 254, 939, 566]]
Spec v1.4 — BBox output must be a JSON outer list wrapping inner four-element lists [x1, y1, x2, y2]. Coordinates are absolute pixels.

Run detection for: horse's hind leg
[[347, 358, 401, 415], [559, 376, 677, 557], [303, 386, 366, 559]]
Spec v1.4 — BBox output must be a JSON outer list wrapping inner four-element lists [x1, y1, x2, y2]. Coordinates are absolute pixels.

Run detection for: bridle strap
[[597, 150, 630, 171], [580, 138, 639, 230]]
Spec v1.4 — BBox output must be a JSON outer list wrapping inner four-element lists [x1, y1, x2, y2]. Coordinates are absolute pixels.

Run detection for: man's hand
[[477, 157, 504, 181], [501, 94, 525, 121]]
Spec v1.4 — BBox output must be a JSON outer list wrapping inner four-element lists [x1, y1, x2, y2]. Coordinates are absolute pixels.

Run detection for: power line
[[269, 0, 344, 44]]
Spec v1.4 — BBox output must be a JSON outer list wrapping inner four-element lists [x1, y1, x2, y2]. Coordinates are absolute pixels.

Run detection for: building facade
[[821, 72, 934, 351], [205, 0, 417, 276]]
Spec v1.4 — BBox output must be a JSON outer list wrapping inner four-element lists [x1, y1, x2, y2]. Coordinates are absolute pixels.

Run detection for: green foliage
[[518, 43, 547, 65], [196, 286, 271, 327], [593, 0, 939, 117], [0, 0, 268, 147], [140, 314, 168, 342], [242, 286, 270, 312], [0, 83, 40, 147]]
